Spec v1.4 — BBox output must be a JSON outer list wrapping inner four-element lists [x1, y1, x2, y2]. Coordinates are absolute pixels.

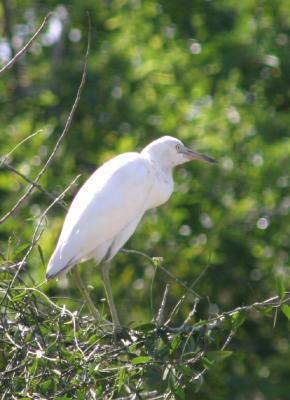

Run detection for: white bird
[[46, 136, 216, 329]]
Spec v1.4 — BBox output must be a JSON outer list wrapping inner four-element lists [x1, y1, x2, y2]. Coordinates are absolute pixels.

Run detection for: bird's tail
[[46, 246, 74, 281]]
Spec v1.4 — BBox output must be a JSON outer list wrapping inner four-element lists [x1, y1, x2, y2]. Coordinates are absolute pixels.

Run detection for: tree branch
[[1, 161, 67, 210], [0, 15, 91, 224], [1, 174, 81, 303], [0, 12, 52, 76], [122, 248, 200, 298]]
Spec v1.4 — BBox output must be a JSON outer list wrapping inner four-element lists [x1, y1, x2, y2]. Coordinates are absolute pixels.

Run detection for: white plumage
[[46, 136, 216, 327]]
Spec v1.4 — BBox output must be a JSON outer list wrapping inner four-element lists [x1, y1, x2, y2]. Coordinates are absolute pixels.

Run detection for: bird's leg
[[101, 262, 121, 331], [72, 266, 101, 321]]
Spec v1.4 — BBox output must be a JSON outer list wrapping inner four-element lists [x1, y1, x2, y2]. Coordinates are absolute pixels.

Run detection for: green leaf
[[281, 304, 290, 320], [231, 311, 245, 330], [87, 334, 98, 344], [276, 276, 285, 300], [131, 356, 153, 365], [76, 390, 86, 400], [169, 335, 181, 354], [12, 291, 26, 302], [162, 365, 170, 380], [182, 351, 199, 360], [116, 367, 127, 391], [257, 306, 273, 316], [176, 364, 193, 376], [15, 242, 30, 255], [37, 244, 46, 267], [39, 379, 54, 392], [202, 357, 214, 369], [173, 385, 186, 400]]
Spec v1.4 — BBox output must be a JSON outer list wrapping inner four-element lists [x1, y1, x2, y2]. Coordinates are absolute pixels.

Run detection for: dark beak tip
[[202, 155, 218, 164]]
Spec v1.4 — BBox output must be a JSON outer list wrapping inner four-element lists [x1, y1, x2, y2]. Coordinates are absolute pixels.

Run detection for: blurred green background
[[1, 0, 289, 398]]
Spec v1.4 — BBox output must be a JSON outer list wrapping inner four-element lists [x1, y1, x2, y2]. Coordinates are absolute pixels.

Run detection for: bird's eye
[[176, 144, 182, 152]]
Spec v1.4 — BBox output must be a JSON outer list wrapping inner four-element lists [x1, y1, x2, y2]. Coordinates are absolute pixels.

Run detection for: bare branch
[[155, 284, 169, 327], [1, 174, 81, 303], [190, 326, 236, 385], [0, 12, 52, 76], [216, 294, 290, 322], [1, 161, 67, 210], [0, 16, 91, 224], [0, 129, 67, 209], [122, 248, 200, 298], [0, 130, 43, 163]]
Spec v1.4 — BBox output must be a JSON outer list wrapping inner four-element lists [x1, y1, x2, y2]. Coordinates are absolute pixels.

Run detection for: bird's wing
[[47, 153, 153, 278]]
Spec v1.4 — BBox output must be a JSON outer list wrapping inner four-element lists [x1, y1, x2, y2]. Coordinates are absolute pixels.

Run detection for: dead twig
[[165, 255, 211, 326], [0, 15, 91, 224], [209, 293, 290, 325], [155, 284, 169, 327], [0, 130, 43, 163], [0, 12, 52, 76], [0, 129, 67, 209], [122, 248, 200, 298], [1, 161, 67, 210], [1, 174, 81, 304]]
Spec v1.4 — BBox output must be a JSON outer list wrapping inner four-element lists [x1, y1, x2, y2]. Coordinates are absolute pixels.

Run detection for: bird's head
[[141, 136, 217, 169]]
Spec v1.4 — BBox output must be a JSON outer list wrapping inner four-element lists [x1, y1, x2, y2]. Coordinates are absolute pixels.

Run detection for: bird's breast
[[146, 164, 174, 209]]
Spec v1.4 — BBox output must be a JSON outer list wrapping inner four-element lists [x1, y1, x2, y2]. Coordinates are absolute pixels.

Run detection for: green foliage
[[281, 304, 290, 320], [0, 276, 237, 398], [1, 0, 290, 398]]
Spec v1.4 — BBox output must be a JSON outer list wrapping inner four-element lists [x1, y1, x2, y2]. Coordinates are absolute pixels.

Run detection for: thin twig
[[0, 13, 52, 75], [210, 293, 290, 325], [122, 248, 199, 297], [155, 284, 169, 327], [115, 392, 159, 400], [19, 286, 83, 355], [190, 327, 236, 385], [0, 175, 80, 306], [165, 284, 199, 327], [0, 130, 43, 164], [0, 129, 67, 208], [15, 175, 79, 286], [0, 15, 91, 224], [1, 161, 67, 209], [165, 255, 212, 326], [221, 329, 236, 351]]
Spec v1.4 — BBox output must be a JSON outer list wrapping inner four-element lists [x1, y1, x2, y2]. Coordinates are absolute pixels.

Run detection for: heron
[[46, 136, 217, 330]]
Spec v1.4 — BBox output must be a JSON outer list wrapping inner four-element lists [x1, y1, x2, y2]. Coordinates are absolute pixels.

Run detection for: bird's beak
[[183, 147, 218, 164]]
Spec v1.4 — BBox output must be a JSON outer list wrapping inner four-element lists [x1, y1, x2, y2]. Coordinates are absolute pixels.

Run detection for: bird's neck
[[141, 150, 175, 174]]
